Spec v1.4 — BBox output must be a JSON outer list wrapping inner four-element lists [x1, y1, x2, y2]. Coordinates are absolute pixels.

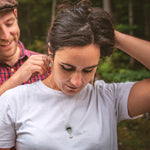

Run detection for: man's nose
[[0, 26, 10, 40], [70, 72, 82, 87]]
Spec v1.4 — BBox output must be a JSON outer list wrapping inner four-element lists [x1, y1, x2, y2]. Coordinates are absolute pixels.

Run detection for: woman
[[0, 1, 150, 150]]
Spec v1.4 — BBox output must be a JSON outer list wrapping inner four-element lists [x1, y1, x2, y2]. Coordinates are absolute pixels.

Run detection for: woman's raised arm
[[115, 30, 150, 70], [115, 31, 150, 117]]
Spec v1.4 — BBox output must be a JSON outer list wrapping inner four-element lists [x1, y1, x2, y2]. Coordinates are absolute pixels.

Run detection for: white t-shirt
[[0, 80, 135, 150]]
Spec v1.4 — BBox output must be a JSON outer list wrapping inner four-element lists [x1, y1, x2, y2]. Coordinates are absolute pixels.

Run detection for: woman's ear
[[48, 47, 52, 55], [48, 42, 53, 53], [47, 42, 54, 64], [48, 48, 53, 61], [48, 51, 53, 65]]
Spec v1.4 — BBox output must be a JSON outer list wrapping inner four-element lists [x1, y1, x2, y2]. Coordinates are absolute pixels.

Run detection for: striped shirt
[[0, 41, 49, 85]]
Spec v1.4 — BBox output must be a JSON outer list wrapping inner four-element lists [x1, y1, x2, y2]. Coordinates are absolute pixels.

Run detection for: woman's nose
[[70, 72, 82, 87]]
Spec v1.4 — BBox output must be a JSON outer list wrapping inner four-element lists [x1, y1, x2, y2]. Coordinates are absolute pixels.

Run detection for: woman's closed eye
[[61, 65, 75, 72], [83, 69, 93, 73], [60, 63, 97, 73], [61, 65, 93, 74], [83, 65, 98, 73]]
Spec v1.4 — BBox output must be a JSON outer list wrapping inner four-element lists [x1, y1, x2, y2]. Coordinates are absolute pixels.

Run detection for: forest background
[[17, 0, 150, 149]]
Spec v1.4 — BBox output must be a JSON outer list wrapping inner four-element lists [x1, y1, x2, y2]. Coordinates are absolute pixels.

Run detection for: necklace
[[48, 77, 79, 139]]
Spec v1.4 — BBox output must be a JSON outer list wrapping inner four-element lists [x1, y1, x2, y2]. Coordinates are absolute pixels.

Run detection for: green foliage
[[115, 24, 139, 33], [97, 50, 150, 82], [18, 0, 52, 50], [100, 68, 150, 82], [114, 0, 129, 23], [118, 118, 150, 150], [28, 40, 48, 54]]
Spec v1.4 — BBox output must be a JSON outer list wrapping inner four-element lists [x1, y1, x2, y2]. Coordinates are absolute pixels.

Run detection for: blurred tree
[[18, 0, 52, 53], [51, 0, 57, 23], [128, 0, 135, 68], [103, 0, 111, 13], [143, 0, 150, 39]]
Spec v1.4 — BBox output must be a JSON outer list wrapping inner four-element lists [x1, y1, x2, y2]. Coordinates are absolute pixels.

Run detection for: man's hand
[[0, 54, 51, 95], [12, 55, 50, 84]]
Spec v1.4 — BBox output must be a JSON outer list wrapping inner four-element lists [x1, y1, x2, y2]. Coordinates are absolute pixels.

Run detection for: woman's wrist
[[114, 30, 127, 49]]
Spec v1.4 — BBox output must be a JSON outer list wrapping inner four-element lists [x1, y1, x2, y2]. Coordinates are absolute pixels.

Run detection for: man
[[0, 0, 50, 95]]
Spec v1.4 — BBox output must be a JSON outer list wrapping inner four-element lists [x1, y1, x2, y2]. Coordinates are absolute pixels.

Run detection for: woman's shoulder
[[93, 80, 136, 98], [94, 80, 135, 89], [0, 81, 43, 102], [9, 81, 41, 93], [0, 81, 44, 112]]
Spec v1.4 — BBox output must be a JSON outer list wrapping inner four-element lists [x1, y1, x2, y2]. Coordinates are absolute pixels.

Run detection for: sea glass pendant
[[66, 123, 73, 138]]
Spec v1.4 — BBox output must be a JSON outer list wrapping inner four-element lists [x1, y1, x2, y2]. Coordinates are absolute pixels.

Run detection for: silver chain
[[48, 77, 80, 138]]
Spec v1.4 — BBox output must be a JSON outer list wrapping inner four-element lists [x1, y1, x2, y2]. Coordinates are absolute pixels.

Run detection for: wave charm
[[66, 123, 73, 139]]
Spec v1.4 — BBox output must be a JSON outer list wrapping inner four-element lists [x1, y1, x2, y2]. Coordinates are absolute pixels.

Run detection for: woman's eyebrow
[[84, 64, 99, 69], [61, 63, 75, 67], [61, 63, 98, 69]]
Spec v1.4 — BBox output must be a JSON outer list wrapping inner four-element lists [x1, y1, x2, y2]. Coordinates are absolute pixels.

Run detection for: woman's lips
[[66, 85, 79, 91]]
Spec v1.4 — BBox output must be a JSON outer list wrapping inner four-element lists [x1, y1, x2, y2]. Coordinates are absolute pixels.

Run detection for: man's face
[[0, 10, 20, 63]]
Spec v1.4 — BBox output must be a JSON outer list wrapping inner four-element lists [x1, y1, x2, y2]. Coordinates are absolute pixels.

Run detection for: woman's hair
[[47, 0, 115, 57]]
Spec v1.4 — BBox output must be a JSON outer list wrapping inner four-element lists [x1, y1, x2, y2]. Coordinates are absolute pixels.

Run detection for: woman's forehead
[[55, 44, 100, 57], [54, 44, 100, 66]]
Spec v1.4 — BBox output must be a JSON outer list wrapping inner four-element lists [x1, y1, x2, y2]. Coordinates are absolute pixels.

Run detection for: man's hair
[[47, 0, 114, 57], [0, 0, 18, 12]]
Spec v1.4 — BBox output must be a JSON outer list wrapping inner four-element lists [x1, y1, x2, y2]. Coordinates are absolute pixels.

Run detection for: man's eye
[[6, 22, 13, 27], [61, 65, 74, 71], [6, 19, 15, 27]]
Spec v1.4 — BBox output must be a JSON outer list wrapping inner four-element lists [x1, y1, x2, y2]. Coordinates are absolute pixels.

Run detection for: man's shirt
[[0, 41, 49, 85]]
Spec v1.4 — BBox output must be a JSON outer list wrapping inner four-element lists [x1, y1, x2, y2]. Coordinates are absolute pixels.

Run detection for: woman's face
[[51, 44, 100, 95]]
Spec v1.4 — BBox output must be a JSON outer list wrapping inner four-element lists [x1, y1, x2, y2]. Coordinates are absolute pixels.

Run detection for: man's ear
[[14, 8, 18, 17]]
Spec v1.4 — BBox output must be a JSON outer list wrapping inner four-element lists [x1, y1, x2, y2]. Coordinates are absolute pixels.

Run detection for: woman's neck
[[43, 75, 60, 91]]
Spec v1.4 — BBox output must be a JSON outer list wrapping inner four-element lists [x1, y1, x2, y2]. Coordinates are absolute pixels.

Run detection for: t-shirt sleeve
[[114, 82, 136, 121], [0, 93, 16, 148], [95, 81, 136, 122]]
